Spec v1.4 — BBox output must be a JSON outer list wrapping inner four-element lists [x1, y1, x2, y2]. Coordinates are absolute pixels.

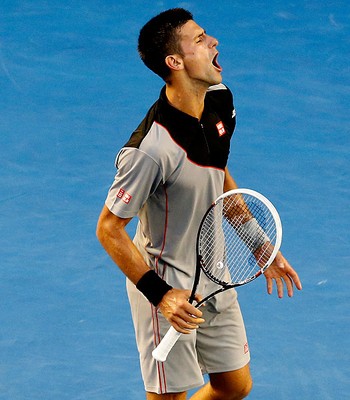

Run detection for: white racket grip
[[152, 326, 182, 362]]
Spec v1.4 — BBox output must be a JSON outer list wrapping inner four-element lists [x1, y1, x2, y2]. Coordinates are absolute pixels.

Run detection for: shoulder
[[206, 83, 236, 128], [206, 83, 234, 105], [123, 99, 160, 149]]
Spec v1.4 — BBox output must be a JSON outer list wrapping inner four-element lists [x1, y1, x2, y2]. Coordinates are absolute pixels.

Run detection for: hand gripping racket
[[152, 188, 282, 362]]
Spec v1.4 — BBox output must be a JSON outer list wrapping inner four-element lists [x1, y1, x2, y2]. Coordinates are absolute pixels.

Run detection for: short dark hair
[[138, 8, 193, 80]]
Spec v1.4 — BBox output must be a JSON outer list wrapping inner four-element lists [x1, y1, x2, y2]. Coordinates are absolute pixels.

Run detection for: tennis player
[[96, 8, 302, 400]]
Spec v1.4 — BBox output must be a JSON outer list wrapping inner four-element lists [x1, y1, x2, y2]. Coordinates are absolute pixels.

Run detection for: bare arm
[[96, 205, 150, 284], [223, 168, 302, 297], [223, 167, 238, 192], [96, 205, 204, 333]]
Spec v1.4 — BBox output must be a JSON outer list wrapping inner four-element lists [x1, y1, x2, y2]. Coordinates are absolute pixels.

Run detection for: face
[[176, 20, 222, 86]]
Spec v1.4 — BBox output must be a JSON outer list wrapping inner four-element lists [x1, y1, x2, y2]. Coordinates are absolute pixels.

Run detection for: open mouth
[[212, 53, 222, 72]]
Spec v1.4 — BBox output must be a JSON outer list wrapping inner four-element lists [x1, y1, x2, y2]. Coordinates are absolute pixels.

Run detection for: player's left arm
[[223, 167, 238, 192], [224, 168, 302, 298]]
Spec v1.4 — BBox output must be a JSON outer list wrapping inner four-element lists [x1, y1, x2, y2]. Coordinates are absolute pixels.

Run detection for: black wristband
[[136, 270, 173, 307]]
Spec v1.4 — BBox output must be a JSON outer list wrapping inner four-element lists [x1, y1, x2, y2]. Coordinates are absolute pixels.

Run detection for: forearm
[[96, 205, 172, 306], [223, 168, 269, 251], [99, 228, 148, 284], [223, 167, 238, 192], [96, 206, 149, 284]]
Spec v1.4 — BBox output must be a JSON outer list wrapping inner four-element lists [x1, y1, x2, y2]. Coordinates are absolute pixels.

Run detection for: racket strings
[[199, 193, 278, 285]]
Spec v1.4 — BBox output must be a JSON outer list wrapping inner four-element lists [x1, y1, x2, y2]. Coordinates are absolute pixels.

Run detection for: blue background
[[1, 1, 349, 399]]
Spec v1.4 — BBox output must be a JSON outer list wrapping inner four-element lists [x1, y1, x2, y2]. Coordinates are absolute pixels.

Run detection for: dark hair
[[138, 8, 193, 80]]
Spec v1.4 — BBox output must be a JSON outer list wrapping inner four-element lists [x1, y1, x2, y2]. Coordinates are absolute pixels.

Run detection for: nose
[[208, 35, 219, 48]]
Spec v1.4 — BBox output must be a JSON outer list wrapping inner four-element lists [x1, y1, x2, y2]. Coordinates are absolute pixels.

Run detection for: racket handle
[[152, 326, 182, 362]]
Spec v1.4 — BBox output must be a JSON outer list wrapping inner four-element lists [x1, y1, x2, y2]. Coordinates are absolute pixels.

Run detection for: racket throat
[[195, 286, 230, 308]]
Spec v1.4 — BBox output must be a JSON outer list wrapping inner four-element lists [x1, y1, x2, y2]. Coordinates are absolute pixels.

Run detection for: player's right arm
[[96, 205, 203, 333], [96, 205, 150, 284]]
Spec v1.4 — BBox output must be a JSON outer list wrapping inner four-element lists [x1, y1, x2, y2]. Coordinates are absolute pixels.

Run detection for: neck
[[165, 80, 208, 120]]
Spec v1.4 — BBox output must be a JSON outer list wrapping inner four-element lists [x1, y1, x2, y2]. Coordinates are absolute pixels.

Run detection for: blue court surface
[[1, 1, 349, 399]]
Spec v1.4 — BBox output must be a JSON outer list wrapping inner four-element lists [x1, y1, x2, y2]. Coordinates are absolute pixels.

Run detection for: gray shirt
[[105, 83, 236, 293]]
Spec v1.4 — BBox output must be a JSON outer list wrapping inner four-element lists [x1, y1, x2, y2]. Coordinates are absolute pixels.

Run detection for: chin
[[212, 75, 223, 85]]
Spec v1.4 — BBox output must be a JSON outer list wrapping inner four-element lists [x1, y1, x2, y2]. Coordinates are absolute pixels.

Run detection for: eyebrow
[[195, 30, 206, 40]]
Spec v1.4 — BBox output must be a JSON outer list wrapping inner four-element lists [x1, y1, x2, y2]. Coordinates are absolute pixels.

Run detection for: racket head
[[197, 188, 282, 288]]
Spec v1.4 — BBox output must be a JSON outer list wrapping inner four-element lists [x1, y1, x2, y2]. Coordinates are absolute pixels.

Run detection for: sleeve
[[208, 83, 236, 136], [105, 147, 163, 219], [219, 85, 236, 136]]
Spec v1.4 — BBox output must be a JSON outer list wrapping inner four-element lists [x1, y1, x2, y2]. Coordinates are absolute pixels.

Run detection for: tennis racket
[[152, 188, 282, 362]]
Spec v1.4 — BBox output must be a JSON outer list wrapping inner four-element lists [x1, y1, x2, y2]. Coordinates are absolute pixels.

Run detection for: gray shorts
[[126, 279, 250, 394]]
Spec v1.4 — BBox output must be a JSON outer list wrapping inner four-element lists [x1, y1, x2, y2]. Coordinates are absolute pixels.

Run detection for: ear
[[165, 55, 183, 71]]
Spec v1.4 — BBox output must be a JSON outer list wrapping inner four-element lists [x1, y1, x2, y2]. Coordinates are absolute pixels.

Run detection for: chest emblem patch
[[216, 121, 226, 137]]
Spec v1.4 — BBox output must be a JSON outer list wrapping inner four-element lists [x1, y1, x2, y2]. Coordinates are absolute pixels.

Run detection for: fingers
[[288, 269, 303, 291], [171, 311, 205, 334], [265, 252, 302, 298], [170, 310, 205, 334], [266, 276, 273, 295], [276, 277, 284, 298], [266, 276, 285, 298], [173, 297, 204, 333], [277, 259, 302, 296], [278, 275, 294, 298], [284, 274, 295, 297], [277, 255, 303, 292], [192, 292, 204, 307], [159, 289, 205, 333]]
